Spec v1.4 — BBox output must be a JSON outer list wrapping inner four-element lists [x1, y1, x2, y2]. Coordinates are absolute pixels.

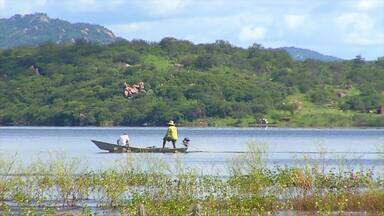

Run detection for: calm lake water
[[0, 127, 383, 175]]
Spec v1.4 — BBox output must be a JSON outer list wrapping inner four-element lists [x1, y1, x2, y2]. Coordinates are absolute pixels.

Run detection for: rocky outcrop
[[124, 81, 146, 98], [0, 13, 116, 49]]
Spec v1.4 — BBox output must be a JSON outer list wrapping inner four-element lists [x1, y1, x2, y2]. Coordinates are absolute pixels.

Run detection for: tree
[[353, 55, 365, 65]]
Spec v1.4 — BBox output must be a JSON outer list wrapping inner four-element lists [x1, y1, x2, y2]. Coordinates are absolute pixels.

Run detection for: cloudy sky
[[0, 0, 383, 60]]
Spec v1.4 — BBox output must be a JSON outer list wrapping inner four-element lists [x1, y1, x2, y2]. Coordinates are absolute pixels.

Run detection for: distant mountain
[[0, 13, 116, 49], [0, 13, 344, 62], [279, 47, 343, 62]]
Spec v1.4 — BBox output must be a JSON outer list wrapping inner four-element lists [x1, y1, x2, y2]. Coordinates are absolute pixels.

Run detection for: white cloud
[[110, 13, 273, 44], [239, 26, 266, 41], [137, 0, 190, 16], [61, 0, 125, 12], [356, 0, 381, 10], [284, 14, 306, 31], [119, 23, 142, 31], [336, 13, 384, 45], [344, 32, 384, 45], [36, 0, 47, 7], [110, 22, 153, 39], [0, 0, 48, 15], [0, 0, 5, 10]]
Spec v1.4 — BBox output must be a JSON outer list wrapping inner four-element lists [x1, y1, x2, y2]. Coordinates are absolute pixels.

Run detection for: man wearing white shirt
[[117, 133, 130, 146]]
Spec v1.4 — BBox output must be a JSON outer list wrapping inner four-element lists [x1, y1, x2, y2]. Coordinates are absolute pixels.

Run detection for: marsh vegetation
[[0, 144, 383, 215]]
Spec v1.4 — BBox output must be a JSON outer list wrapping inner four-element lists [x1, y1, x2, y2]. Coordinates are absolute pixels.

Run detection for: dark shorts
[[163, 137, 176, 142]]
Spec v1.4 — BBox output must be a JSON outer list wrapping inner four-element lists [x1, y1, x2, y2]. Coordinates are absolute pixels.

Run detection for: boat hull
[[91, 140, 188, 153]]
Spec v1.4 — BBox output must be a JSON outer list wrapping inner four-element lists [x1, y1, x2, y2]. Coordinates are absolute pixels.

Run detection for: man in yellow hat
[[162, 120, 178, 149]]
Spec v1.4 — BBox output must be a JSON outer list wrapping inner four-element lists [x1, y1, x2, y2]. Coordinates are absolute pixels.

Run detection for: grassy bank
[[184, 94, 384, 127], [185, 112, 384, 127], [0, 146, 383, 215]]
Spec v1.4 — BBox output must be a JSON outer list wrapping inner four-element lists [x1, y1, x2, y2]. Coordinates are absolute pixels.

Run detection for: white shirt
[[118, 134, 130, 146]]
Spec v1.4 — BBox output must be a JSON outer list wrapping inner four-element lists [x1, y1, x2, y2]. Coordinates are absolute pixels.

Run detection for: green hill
[[0, 38, 383, 127], [0, 13, 116, 49]]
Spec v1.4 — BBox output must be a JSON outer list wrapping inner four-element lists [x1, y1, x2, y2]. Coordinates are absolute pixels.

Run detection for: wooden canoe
[[91, 140, 188, 153]]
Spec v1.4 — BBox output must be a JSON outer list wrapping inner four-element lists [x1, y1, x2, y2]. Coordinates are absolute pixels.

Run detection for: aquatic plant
[[96, 169, 128, 207], [0, 150, 382, 215], [229, 141, 268, 176]]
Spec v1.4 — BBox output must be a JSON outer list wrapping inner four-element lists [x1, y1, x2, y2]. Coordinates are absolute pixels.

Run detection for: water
[[0, 127, 383, 175]]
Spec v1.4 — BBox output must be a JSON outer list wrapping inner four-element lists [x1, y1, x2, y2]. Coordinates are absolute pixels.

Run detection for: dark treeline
[[0, 38, 383, 126]]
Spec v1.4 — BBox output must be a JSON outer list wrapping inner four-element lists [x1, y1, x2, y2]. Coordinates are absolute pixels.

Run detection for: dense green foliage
[[0, 38, 383, 126]]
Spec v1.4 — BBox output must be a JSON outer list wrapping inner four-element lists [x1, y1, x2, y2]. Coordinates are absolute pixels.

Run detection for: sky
[[0, 0, 383, 60]]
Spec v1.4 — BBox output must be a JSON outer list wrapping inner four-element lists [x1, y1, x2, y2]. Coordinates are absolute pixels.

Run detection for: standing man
[[117, 132, 130, 147], [162, 120, 178, 149]]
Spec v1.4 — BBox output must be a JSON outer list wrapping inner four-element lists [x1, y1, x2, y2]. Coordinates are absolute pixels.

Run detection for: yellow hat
[[168, 120, 175, 126]]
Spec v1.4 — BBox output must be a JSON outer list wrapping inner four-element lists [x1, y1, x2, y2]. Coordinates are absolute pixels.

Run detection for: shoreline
[[1, 125, 384, 129]]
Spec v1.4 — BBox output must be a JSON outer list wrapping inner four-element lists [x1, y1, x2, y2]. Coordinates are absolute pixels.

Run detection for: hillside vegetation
[[0, 38, 383, 127]]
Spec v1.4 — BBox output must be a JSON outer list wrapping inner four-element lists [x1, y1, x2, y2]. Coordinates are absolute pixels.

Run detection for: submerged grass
[[0, 145, 383, 215]]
